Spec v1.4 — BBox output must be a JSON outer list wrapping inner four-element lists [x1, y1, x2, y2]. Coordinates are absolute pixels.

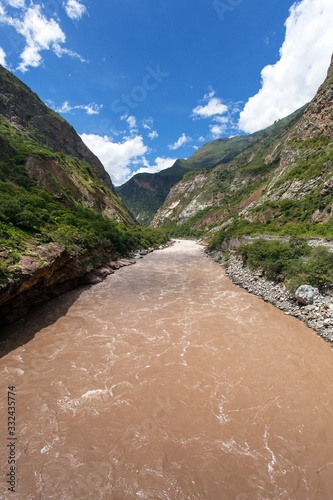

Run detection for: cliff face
[[295, 54, 333, 141], [0, 65, 167, 325], [149, 56, 333, 241], [0, 65, 133, 222], [0, 65, 112, 190]]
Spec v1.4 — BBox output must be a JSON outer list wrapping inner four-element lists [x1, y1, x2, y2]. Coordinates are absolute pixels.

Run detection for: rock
[[295, 285, 320, 305]]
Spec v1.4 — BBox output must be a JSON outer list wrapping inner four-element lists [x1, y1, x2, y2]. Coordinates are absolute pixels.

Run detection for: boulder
[[295, 285, 319, 305]]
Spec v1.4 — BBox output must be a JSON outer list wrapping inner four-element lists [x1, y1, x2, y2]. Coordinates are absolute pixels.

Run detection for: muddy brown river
[[1, 239, 333, 499]]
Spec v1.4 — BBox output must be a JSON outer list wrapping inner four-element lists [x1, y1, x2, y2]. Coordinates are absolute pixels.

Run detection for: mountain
[[0, 64, 133, 222], [117, 107, 309, 226], [0, 65, 167, 324], [149, 55, 333, 246], [116, 131, 284, 225], [116, 159, 188, 225]]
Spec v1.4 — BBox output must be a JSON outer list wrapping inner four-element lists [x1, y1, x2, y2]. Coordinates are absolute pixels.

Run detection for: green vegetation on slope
[[116, 160, 188, 225], [0, 175, 167, 283], [236, 239, 333, 293], [0, 68, 168, 284]]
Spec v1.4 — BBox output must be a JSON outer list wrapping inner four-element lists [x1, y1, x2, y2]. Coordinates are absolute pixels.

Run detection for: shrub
[[237, 239, 333, 293], [303, 246, 333, 291]]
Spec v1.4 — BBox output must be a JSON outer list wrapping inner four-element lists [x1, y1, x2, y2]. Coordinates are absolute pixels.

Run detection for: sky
[[0, 0, 333, 186]]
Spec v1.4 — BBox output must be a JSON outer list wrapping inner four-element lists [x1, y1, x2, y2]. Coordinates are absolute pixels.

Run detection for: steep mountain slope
[[117, 128, 304, 225], [151, 55, 333, 245], [0, 64, 132, 222], [0, 65, 167, 324], [150, 107, 306, 231], [116, 159, 188, 225]]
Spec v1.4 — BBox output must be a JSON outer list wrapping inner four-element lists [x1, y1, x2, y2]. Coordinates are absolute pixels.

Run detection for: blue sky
[[0, 0, 333, 185]]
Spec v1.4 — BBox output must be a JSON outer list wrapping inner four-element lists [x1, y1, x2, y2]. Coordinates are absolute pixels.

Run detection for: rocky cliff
[[0, 64, 133, 222], [0, 65, 166, 325]]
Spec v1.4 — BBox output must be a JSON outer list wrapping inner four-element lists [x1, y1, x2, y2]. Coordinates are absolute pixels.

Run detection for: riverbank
[[207, 249, 333, 345], [0, 241, 172, 327]]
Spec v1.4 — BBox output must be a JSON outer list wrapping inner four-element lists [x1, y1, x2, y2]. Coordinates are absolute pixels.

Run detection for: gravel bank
[[208, 251, 333, 345]]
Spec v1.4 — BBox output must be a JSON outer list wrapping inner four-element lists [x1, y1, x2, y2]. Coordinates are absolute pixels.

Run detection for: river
[[1, 239, 333, 499]]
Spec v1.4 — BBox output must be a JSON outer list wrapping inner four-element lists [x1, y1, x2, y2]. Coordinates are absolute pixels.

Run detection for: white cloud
[[51, 100, 103, 115], [14, 6, 66, 71], [239, 0, 333, 133], [80, 133, 149, 185], [131, 157, 176, 177], [0, 47, 7, 66], [5, 0, 25, 7], [192, 89, 228, 119], [148, 130, 158, 140], [80, 133, 176, 185], [64, 0, 87, 20], [210, 123, 227, 139], [142, 118, 158, 139], [209, 115, 229, 138], [127, 116, 136, 129], [142, 118, 154, 130], [121, 115, 137, 130], [0, 3, 86, 71], [53, 45, 87, 63], [168, 133, 192, 150]]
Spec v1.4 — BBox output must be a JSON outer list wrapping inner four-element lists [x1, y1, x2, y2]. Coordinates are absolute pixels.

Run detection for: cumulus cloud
[[127, 116, 136, 129], [16, 6, 67, 71], [64, 0, 87, 20], [51, 100, 103, 115], [168, 133, 192, 150], [0, 3, 86, 71], [191, 88, 237, 138], [192, 89, 228, 119], [80, 133, 176, 185], [239, 0, 333, 133], [0, 47, 7, 66], [210, 124, 226, 139], [80, 133, 149, 185]]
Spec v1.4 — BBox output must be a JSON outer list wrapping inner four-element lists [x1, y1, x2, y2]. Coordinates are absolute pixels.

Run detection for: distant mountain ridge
[[117, 105, 307, 226]]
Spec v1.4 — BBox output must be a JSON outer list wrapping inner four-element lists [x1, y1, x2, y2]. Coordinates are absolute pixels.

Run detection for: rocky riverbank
[[0, 241, 173, 327], [208, 250, 333, 345]]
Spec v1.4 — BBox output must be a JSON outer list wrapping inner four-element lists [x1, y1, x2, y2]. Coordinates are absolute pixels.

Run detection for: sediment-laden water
[[1, 239, 333, 499]]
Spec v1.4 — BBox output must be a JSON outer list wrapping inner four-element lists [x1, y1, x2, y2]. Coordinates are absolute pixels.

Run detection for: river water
[[1, 239, 333, 499]]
